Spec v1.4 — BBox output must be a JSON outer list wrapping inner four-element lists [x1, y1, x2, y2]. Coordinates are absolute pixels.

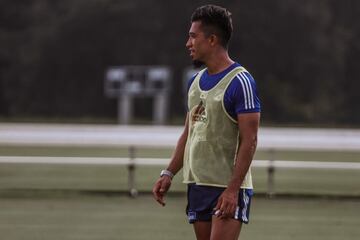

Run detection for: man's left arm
[[214, 112, 260, 219]]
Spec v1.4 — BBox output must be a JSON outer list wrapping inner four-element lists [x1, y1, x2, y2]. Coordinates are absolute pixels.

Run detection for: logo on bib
[[191, 100, 207, 125]]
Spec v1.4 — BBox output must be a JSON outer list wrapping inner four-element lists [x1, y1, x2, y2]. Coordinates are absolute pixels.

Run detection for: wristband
[[160, 169, 174, 179]]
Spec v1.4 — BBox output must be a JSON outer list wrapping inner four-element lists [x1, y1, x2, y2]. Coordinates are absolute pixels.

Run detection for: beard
[[192, 60, 205, 68]]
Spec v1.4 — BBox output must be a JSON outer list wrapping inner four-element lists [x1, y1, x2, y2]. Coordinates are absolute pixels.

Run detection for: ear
[[208, 34, 218, 47]]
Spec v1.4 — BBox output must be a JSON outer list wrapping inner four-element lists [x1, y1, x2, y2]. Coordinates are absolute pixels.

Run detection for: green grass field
[[0, 145, 359, 239], [0, 194, 359, 240], [0, 164, 359, 196], [1, 145, 360, 162]]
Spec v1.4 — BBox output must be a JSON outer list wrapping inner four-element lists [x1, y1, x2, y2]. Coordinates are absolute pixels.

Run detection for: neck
[[205, 49, 234, 75]]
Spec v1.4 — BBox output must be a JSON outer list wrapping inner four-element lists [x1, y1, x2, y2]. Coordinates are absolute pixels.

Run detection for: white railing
[[2, 156, 360, 169]]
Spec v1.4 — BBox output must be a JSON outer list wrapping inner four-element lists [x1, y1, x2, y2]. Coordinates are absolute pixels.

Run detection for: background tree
[[0, 0, 359, 126]]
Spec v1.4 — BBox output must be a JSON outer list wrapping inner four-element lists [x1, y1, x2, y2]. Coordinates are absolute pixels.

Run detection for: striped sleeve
[[233, 71, 261, 113]]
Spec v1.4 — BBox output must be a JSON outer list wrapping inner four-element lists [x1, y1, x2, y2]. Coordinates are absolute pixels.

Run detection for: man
[[153, 5, 261, 240]]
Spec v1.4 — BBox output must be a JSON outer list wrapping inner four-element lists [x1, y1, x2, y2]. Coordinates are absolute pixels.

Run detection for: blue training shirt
[[187, 62, 261, 120]]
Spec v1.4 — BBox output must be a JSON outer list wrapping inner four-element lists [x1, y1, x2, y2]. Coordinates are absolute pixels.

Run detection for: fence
[[1, 155, 360, 197], [1, 124, 360, 196]]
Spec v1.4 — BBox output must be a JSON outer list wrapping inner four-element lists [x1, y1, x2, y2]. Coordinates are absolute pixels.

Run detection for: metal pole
[[267, 149, 275, 198], [153, 93, 167, 125], [128, 146, 138, 197], [120, 94, 132, 125]]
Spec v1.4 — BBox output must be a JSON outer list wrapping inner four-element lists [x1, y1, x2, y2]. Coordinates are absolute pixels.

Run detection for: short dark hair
[[191, 5, 233, 49]]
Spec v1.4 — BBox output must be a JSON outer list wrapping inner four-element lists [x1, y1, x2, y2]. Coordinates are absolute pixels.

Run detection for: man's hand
[[213, 188, 239, 219], [152, 176, 172, 206]]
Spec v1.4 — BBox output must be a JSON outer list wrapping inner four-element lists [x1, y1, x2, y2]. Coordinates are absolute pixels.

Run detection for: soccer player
[[153, 5, 261, 240]]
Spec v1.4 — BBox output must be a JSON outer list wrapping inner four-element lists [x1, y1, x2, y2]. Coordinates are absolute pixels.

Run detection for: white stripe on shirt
[[239, 73, 252, 109], [236, 73, 255, 110], [240, 72, 255, 109], [236, 74, 249, 109]]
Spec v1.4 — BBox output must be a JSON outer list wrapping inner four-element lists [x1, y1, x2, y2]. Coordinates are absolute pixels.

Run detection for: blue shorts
[[186, 183, 253, 224]]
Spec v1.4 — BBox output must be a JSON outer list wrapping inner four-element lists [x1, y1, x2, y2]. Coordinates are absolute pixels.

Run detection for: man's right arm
[[165, 113, 189, 175], [152, 113, 189, 206]]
